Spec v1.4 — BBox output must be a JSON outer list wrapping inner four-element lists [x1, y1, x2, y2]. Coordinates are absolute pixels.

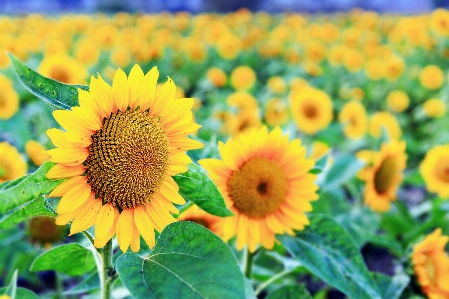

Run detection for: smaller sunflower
[[386, 90, 409, 113], [207, 67, 227, 87], [25, 140, 48, 167], [38, 54, 87, 84], [338, 101, 367, 139], [363, 140, 407, 212], [230, 66, 256, 91], [267, 76, 286, 95], [423, 98, 446, 118], [289, 87, 333, 135], [264, 98, 289, 127], [419, 65, 444, 90], [430, 8, 449, 36], [369, 112, 402, 140], [420, 144, 449, 199], [0, 142, 27, 183], [177, 205, 222, 236], [199, 126, 319, 252], [412, 228, 449, 299], [0, 74, 19, 120]]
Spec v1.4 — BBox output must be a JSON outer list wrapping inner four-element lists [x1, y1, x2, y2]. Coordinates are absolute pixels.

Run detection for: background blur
[[0, 0, 448, 14]]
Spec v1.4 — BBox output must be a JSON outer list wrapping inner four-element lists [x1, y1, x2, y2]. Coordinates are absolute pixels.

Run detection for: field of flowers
[[1, 8, 449, 299]]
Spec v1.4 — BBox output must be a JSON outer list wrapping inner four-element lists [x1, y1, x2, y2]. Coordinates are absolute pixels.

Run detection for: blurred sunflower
[[356, 149, 376, 180], [365, 58, 386, 81], [342, 48, 364, 73], [0, 142, 27, 183], [199, 127, 318, 252], [289, 87, 333, 135], [28, 216, 65, 247], [384, 55, 405, 81], [178, 205, 222, 235], [207, 67, 227, 87], [430, 8, 449, 36], [25, 140, 48, 167], [338, 101, 367, 139], [230, 66, 256, 91], [0, 75, 19, 120], [267, 76, 286, 94], [423, 98, 446, 118], [369, 111, 402, 140], [363, 140, 407, 212], [412, 228, 449, 299], [45, 65, 203, 252], [420, 144, 449, 198], [38, 54, 87, 84], [419, 65, 444, 90], [264, 98, 289, 126], [386, 90, 409, 113]]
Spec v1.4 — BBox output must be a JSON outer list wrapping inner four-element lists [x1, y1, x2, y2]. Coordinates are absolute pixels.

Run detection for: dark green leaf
[[266, 285, 312, 299], [117, 221, 246, 299], [322, 153, 365, 191], [245, 278, 257, 299], [373, 272, 409, 299], [8, 53, 88, 110], [64, 270, 100, 295], [0, 196, 55, 229], [174, 163, 232, 217], [0, 162, 64, 214], [2, 269, 17, 298], [310, 151, 331, 174], [0, 287, 39, 299], [279, 215, 382, 299], [30, 243, 95, 276]]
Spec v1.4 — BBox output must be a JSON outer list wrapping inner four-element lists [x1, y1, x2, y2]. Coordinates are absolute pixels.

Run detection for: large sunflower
[[199, 126, 319, 252], [46, 65, 203, 252], [412, 229, 449, 299], [420, 144, 449, 198], [363, 140, 407, 212]]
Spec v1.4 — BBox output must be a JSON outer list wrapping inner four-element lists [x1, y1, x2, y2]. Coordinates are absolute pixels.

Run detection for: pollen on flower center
[[303, 103, 317, 118], [227, 158, 288, 218], [374, 156, 397, 194], [85, 108, 170, 210]]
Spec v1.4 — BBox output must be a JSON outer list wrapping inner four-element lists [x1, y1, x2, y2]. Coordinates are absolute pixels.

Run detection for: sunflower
[[369, 111, 402, 140], [338, 101, 367, 139], [419, 65, 444, 90], [430, 8, 449, 36], [356, 149, 376, 180], [199, 126, 318, 252], [423, 98, 446, 118], [289, 87, 333, 135], [38, 54, 87, 84], [25, 140, 48, 167], [412, 228, 449, 299], [28, 216, 65, 246], [420, 144, 449, 199], [45, 65, 203, 252], [267, 76, 286, 95], [342, 48, 364, 73], [264, 98, 289, 126], [230, 66, 256, 91], [177, 205, 222, 235], [386, 90, 409, 113], [0, 74, 19, 120], [384, 55, 405, 81], [363, 140, 407, 212], [365, 58, 386, 81], [0, 142, 27, 183], [207, 67, 227, 87]]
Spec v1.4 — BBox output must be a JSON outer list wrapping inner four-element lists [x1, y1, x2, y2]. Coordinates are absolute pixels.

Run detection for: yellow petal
[[46, 128, 67, 148], [47, 164, 85, 179], [151, 77, 175, 117], [56, 183, 91, 214], [139, 67, 159, 111], [90, 75, 114, 119], [55, 209, 78, 225], [46, 147, 88, 166], [116, 209, 134, 252], [159, 184, 186, 205], [49, 176, 86, 197], [128, 65, 145, 110], [53, 110, 93, 136], [70, 194, 101, 235], [72, 107, 102, 131], [95, 203, 116, 241], [112, 68, 129, 112], [134, 206, 156, 249]]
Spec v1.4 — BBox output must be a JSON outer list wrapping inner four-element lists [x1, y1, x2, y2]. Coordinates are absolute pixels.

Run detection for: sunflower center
[[374, 155, 397, 194], [227, 158, 288, 218], [303, 103, 318, 119], [49, 66, 70, 84], [182, 217, 210, 230], [85, 109, 170, 210], [436, 158, 449, 183], [0, 92, 5, 108]]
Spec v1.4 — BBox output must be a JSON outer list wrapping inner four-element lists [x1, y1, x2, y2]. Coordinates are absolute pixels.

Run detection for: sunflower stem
[[100, 239, 115, 299], [82, 230, 95, 246], [244, 247, 254, 279]]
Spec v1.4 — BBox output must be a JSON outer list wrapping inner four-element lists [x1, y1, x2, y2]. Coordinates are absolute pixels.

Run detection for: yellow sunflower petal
[[159, 183, 186, 205], [134, 206, 156, 249], [95, 204, 116, 241], [46, 147, 88, 166], [128, 64, 145, 110], [69, 194, 101, 235], [56, 183, 91, 214], [116, 209, 134, 252], [139, 66, 159, 111], [47, 164, 85, 179], [130, 222, 141, 252], [49, 176, 87, 197], [112, 68, 129, 112]]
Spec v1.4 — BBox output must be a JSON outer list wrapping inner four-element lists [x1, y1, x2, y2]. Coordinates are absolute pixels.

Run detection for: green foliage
[[117, 221, 246, 299], [0, 270, 39, 299], [30, 243, 96, 276], [310, 151, 331, 174], [373, 273, 410, 299], [8, 53, 88, 110], [0, 162, 63, 214], [0, 196, 55, 229], [279, 214, 382, 299], [174, 163, 232, 217], [321, 153, 365, 191], [266, 285, 312, 299]]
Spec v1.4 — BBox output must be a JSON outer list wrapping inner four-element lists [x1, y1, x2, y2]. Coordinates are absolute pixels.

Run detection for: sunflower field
[[1, 8, 449, 299]]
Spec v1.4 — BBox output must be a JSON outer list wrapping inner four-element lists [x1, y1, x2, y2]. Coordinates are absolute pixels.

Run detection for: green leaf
[[279, 214, 382, 299], [373, 272, 409, 299], [245, 278, 257, 299], [2, 269, 17, 298], [30, 243, 96, 276], [117, 221, 246, 299], [310, 151, 331, 174], [0, 196, 55, 229], [7, 53, 88, 110], [0, 287, 39, 299], [0, 162, 64, 214], [64, 270, 100, 295], [266, 285, 312, 299], [321, 153, 365, 191], [174, 163, 232, 217]]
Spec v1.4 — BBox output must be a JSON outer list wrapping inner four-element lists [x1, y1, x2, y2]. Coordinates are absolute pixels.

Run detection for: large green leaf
[[278, 215, 382, 299], [321, 153, 365, 191], [0, 162, 64, 214], [64, 270, 100, 295], [373, 272, 410, 299], [0, 287, 39, 299], [117, 221, 245, 299], [8, 53, 88, 110], [174, 163, 232, 217], [0, 196, 55, 229], [266, 285, 312, 299], [30, 243, 96, 276]]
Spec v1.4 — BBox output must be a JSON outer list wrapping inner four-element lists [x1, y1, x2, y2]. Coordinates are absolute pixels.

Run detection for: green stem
[[55, 271, 65, 299], [82, 230, 95, 247], [254, 269, 292, 296], [100, 239, 116, 299], [244, 247, 254, 279]]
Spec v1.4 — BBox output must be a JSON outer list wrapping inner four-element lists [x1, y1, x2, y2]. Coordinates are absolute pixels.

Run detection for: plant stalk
[[244, 247, 254, 279], [100, 239, 115, 299]]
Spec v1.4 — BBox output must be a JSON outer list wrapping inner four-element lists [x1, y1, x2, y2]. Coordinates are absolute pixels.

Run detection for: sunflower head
[[199, 126, 319, 252], [264, 98, 289, 127], [369, 111, 402, 140], [25, 140, 48, 167], [230, 66, 256, 91], [386, 90, 409, 113], [0, 142, 27, 183], [0, 74, 19, 120], [28, 216, 65, 245], [38, 54, 87, 84], [267, 76, 287, 95], [338, 101, 367, 139], [207, 67, 227, 87], [430, 9, 449, 36], [362, 140, 407, 212], [419, 65, 444, 90], [412, 229, 449, 299], [178, 205, 222, 236], [45, 65, 203, 252], [420, 144, 449, 199], [423, 98, 446, 118]]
